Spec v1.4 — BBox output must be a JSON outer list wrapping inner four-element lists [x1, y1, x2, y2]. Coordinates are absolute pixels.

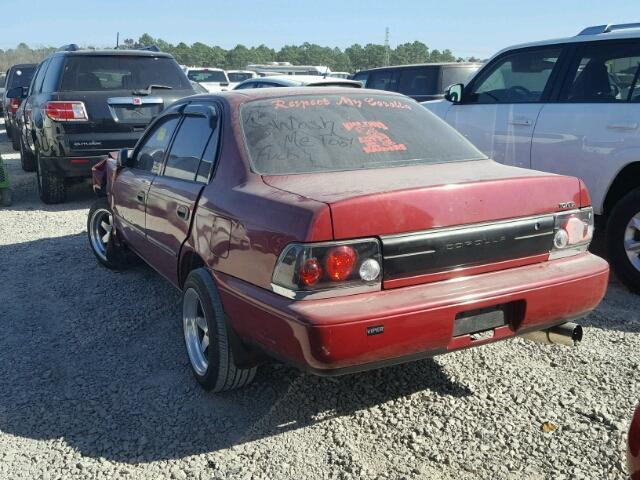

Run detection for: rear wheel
[[0, 189, 12, 207], [606, 188, 640, 293], [182, 268, 257, 392], [87, 197, 135, 270], [36, 153, 66, 204], [19, 136, 36, 172], [10, 127, 20, 152]]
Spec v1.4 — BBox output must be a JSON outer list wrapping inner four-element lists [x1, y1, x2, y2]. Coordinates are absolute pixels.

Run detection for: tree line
[[0, 34, 482, 74]]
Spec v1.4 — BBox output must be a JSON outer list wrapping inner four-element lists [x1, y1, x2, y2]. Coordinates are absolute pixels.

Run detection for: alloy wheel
[[624, 212, 640, 271], [89, 208, 113, 262], [183, 288, 210, 376]]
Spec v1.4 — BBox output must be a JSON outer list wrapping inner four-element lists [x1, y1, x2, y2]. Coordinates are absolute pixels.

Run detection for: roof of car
[[8, 63, 37, 69], [52, 49, 173, 58], [239, 75, 361, 87], [356, 62, 482, 73], [493, 25, 640, 57], [186, 67, 225, 72], [189, 86, 407, 104]]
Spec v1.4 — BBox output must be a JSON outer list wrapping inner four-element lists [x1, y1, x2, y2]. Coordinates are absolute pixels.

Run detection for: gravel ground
[[0, 120, 638, 480]]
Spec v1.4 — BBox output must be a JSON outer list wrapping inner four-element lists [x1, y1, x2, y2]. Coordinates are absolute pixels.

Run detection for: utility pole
[[116, 32, 119, 49], [384, 27, 390, 66]]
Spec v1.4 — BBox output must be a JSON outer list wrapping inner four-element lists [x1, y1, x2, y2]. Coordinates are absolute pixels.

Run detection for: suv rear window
[[8, 66, 36, 88], [228, 72, 253, 82], [241, 94, 486, 175], [187, 70, 227, 83], [59, 56, 190, 92]]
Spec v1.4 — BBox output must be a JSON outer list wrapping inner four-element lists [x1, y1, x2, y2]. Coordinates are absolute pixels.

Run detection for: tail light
[[272, 239, 382, 298], [550, 208, 594, 259], [8, 98, 20, 114], [45, 101, 88, 122]]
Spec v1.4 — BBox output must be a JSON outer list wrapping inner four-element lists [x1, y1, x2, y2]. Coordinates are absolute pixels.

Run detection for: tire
[[606, 187, 640, 293], [11, 128, 20, 152], [19, 136, 36, 172], [87, 197, 135, 270], [0, 189, 12, 207], [182, 268, 257, 392], [5, 124, 12, 140], [36, 153, 66, 204]]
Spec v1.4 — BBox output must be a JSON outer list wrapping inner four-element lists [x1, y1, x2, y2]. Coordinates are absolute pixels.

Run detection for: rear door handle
[[176, 205, 190, 220], [509, 117, 532, 126], [607, 122, 638, 130], [136, 191, 146, 203]]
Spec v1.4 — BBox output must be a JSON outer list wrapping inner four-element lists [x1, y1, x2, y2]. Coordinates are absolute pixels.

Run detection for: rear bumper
[[216, 253, 609, 375], [39, 155, 108, 177]]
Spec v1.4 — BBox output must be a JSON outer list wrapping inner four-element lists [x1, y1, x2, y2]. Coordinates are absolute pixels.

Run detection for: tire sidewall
[[183, 269, 225, 390], [606, 188, 640, 292]]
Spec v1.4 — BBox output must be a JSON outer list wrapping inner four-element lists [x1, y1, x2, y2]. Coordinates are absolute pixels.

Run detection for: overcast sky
[[2, 0, 635, 58]]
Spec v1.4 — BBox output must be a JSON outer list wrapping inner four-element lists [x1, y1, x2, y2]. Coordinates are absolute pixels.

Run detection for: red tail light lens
[[299, 258, 323, 286], [272, 239, 382, 298], [325, 246, 357, 281], [45, 101, 88, 122], [550, 208, 594, 259], [9, 98, 20, 113]]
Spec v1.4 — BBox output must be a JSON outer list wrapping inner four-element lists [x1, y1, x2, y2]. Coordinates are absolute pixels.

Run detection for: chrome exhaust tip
[[521, 322, 583, 347]]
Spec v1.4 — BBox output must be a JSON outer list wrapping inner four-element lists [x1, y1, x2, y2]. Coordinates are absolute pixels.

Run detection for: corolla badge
[[445, 235, 507, 250], [558, 201, 576, 209]]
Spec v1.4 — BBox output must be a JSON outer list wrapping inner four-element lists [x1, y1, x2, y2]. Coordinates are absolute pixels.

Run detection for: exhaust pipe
[[521, 322, 583, 347]]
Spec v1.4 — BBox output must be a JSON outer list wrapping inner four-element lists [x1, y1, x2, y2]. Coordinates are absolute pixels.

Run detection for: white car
[[227, 70, 257, 89], [232, 75, 362, 90], [184, 67, 229, 92], [423, 22, 640, 291]]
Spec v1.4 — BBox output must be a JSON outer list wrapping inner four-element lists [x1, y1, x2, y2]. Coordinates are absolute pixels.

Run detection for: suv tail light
[[45, 101, 88, 122], [8, 98, 20, 114], [550, 208, 594, 259], [272, 239, 382, 298]]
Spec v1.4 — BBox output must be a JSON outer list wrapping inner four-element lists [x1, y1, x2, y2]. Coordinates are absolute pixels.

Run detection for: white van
[[184, 67, 229, 92]]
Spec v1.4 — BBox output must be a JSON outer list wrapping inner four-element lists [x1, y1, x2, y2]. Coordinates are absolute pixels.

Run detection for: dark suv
[[352, 63, 481, 102], [8, 45, 194, 203], [3, 63, 36, 150]]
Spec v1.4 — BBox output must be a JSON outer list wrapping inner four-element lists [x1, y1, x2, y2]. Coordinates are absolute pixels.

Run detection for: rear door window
[[59, 56, 190, 91], [368, 70, 400, 91], [9, 66, 36, 89], [163, 115, 213, 182], [467, 48, 562, 103], [560, 42, 640, 102], [397, 68, 438, 95], [187, 70, 228, 83], [134, 116, 180, 174]]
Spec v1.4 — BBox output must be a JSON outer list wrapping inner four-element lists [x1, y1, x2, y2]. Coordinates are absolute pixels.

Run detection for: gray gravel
[[0, 120, 638, 480]]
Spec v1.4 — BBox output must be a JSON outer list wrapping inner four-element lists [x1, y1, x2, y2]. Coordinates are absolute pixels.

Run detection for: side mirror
[[444, 83, 464, 103], [116, 148, 132, 168], [6, 86, 26, 99]]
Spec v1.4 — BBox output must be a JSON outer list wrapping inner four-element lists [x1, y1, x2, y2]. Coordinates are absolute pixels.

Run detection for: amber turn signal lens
[[299, 258, 323, 286], [325, 246, 357, 281]]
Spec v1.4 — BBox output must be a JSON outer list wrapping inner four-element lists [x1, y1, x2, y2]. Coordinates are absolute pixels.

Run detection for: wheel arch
[[603, 161, 640, 218], [178, 247, 207, 290]]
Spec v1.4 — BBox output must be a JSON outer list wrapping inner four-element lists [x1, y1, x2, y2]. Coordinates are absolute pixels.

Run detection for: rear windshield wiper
[[132, 84, 173, 96]]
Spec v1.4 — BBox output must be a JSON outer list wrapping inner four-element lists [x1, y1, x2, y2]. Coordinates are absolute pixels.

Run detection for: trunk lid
[[263, 160, 583, 238]]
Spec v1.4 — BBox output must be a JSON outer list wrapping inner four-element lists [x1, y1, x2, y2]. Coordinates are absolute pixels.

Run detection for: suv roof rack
[[139, 45, 160, 52], [57, 44, 80, 52], [578, 22, 640, 36]]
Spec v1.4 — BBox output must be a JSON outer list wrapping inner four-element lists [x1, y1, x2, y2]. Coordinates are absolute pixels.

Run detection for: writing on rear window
[[240, 94, 486, 175]]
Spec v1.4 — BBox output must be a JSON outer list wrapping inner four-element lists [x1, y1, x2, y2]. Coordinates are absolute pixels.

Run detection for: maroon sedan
[[630, 405, 640, 479], [88, 88, 608, 392]]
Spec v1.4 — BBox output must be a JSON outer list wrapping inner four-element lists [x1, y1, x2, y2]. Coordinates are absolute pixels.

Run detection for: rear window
[[441, 66, 480, 89], [187, 70, 227, 83], [228, 72, 253, 82], [9, 66, 36, 88], [59, 56, 190, 92], [240, 94, 486, 175]]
